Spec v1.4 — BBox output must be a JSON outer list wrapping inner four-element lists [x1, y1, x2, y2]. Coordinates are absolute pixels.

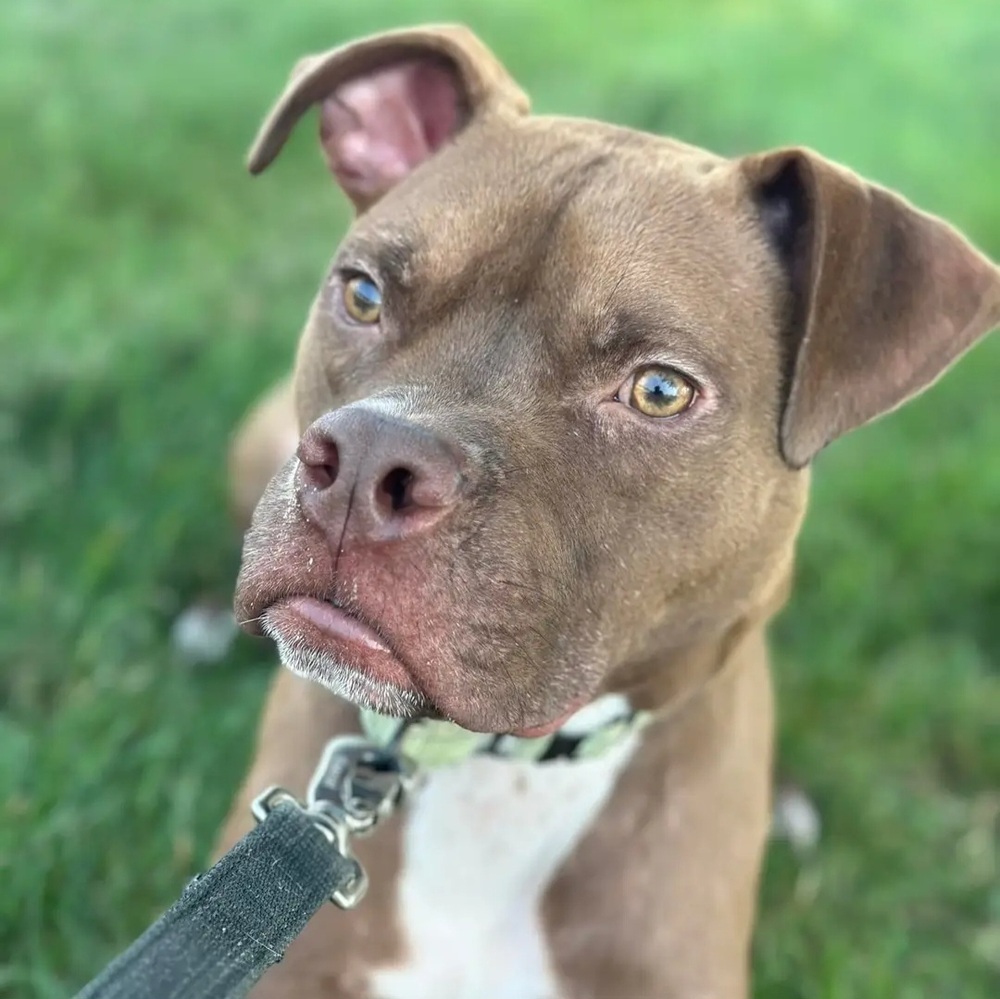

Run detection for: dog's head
[[235, 25, 1000, 734]]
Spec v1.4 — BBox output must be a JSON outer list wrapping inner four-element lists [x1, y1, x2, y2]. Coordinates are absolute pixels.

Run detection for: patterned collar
[[359, 694, 650, 769]]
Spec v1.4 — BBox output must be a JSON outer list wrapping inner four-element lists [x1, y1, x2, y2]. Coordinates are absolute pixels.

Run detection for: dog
[[217, 24, 1000, 998]]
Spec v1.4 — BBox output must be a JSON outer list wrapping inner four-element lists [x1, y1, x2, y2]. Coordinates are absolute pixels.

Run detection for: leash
[[74, 736, 418, 999], [73, 699, 644, 998]]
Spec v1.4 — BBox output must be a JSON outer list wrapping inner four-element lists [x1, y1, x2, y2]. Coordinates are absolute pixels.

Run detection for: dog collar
[[359, 694, 650, 769]]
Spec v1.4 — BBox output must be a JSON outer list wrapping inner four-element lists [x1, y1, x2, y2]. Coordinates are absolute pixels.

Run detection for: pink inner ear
[[319, 59, 461, 205]]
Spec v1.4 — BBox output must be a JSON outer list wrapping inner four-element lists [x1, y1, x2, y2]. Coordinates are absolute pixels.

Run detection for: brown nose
[[295, 408, 465, 544]]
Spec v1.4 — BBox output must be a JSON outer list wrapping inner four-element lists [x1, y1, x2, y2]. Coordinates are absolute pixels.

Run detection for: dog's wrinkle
[[451, 529, 574, 616], [493, 576, 562, 610], [395, 151, 616, 331], [507, 152, 616, 304], [597, 251, 642, 330]]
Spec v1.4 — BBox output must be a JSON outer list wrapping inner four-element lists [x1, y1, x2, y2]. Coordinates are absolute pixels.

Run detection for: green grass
[[2, 0, 998, 995]]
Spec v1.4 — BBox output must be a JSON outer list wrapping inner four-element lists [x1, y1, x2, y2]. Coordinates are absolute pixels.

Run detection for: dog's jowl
[[219, 24, 1000, 999]]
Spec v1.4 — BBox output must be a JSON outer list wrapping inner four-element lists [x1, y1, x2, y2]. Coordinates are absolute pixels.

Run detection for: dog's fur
[[217, 25, 1000, 998]]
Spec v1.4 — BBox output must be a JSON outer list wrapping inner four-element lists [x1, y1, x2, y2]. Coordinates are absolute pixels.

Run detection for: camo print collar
[[359, 694, 651, 769]]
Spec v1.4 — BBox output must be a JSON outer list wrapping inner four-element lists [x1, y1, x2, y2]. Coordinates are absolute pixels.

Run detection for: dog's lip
[[264, 595, 418, 693], [279, 595, 391, 652]]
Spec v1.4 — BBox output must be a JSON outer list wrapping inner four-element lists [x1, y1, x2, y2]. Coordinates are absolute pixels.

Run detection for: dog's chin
[[260, 595, 435, 719], [264, 622, 433, 719], [258, 595, 593, 735], [270, 630, 586, 735]]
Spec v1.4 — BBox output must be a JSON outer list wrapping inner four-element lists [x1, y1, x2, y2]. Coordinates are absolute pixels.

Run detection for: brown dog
[[218, 24, 1000, 999]]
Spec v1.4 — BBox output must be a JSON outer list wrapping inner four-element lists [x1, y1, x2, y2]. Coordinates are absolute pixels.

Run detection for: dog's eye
[[343, 275, 382, 324], [624, 365, 696, 418]]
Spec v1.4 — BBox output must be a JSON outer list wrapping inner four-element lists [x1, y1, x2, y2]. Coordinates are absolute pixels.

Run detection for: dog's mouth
[[255, 591, 589, 738], [261, 595, 434, 718]]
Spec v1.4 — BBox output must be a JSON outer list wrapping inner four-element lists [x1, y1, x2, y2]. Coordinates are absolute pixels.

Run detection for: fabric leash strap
[[74, 802, 355, 999], [71, 702, 644, 998]]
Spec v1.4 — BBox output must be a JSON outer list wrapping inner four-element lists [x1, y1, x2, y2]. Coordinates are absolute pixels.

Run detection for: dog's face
[[235, 26, 1000, 734]]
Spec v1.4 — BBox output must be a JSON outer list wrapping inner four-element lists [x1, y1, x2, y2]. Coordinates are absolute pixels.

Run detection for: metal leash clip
[[251, 735, 420, 909]]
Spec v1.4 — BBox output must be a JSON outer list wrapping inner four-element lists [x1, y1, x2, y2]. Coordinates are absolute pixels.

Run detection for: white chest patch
[[370, 729, 639, 999]]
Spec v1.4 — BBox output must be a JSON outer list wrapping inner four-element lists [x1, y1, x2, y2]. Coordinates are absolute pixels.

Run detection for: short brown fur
[[219, 24, 1000, 998]]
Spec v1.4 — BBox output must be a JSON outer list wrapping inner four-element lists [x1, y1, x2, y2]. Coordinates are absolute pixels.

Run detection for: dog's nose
[[295, 408, 465, 543]]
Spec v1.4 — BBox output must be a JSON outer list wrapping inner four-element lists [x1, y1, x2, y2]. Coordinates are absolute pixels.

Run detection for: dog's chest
[[370, 736, 638, 999]]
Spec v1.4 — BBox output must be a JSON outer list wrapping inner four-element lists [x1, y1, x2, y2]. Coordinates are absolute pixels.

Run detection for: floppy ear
[[744, 148, 1000, 468], [247, 24, 529, 210]]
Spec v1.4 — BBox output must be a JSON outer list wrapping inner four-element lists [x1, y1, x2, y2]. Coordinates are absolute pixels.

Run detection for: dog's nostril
[[378, 466, 416, 513], [311, 460, 338, 490], [298, 440, 339, 490]]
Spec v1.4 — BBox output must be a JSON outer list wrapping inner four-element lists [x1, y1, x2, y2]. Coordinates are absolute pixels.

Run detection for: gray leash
[[74, 737, 418, 999]]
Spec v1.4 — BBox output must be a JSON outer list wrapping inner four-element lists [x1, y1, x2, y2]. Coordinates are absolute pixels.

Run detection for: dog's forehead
[[352, 116, 775, 357]]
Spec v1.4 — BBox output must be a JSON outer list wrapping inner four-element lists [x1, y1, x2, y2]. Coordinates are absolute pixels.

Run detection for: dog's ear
[[743, 148, 1000, 468], [247, 24, 529, 210]]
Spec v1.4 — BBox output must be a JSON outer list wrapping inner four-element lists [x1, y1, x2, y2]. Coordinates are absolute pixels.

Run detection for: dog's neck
[[614, 557, 798, 716], [359, 583, 794, 771]]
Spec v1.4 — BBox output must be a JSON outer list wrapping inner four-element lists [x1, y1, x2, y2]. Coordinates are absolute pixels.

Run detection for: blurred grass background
[[1, 0, 998, 995]]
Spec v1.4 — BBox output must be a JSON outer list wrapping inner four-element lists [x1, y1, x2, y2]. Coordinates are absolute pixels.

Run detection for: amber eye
[[626, 365, 696, 418], [343, 274, 382, 324]]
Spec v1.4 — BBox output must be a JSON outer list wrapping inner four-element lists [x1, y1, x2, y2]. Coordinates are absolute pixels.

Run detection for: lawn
[[1, 0, 998, 996]]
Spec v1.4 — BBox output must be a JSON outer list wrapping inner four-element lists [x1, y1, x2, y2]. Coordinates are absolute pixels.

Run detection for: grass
[[1, 0, 998, 995]]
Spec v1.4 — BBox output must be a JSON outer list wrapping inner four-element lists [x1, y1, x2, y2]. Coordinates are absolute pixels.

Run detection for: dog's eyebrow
[[590, 309, 697, 372], [342, 235, 419, 288], [591, 311, 662, 365]]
